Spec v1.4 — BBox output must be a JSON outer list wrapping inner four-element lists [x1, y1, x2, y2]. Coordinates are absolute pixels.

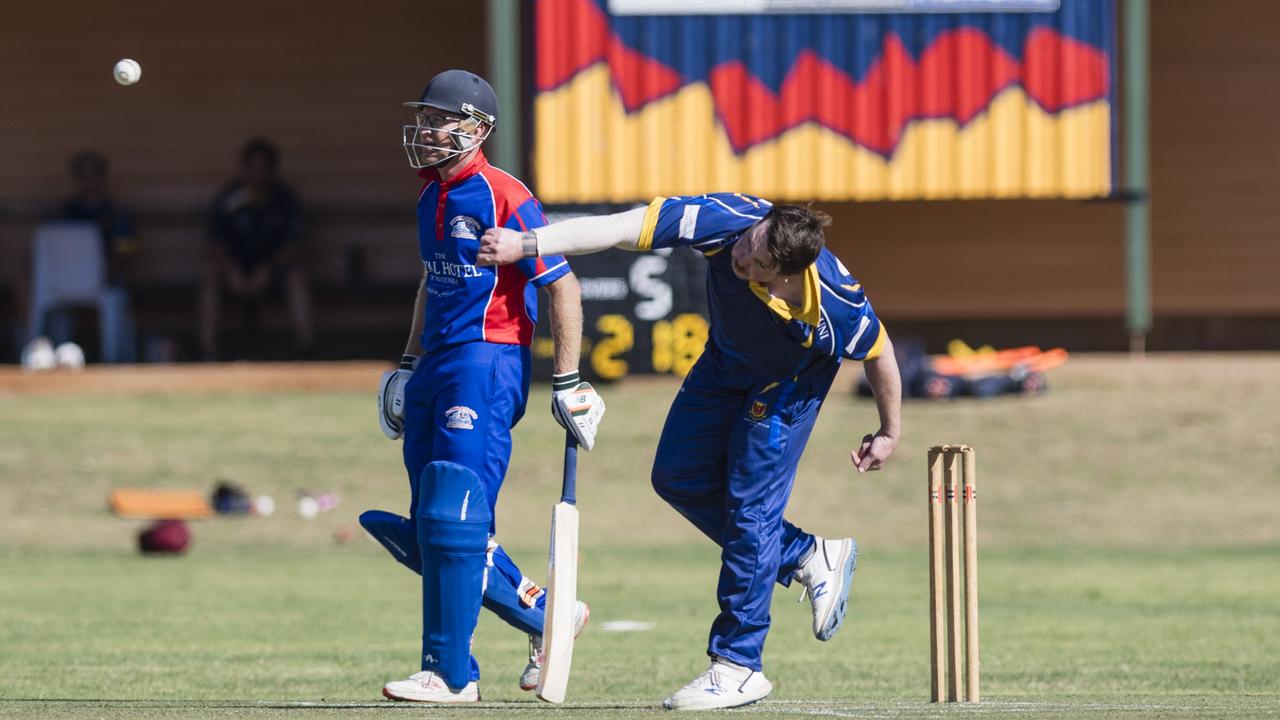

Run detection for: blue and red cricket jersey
[[416, 151, 570, 352], [385, 151, 571, 685]]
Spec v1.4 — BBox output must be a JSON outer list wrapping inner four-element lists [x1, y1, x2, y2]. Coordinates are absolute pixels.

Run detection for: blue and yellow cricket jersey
[[638, 193, 886, 380]]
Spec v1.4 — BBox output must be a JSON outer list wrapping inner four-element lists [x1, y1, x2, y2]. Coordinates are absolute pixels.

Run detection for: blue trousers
[[651, 345, 835, 670], [364, 342, 545, 683]]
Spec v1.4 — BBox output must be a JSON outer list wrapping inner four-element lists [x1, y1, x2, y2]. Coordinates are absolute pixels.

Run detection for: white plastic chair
[[27, 221, 134, 363]]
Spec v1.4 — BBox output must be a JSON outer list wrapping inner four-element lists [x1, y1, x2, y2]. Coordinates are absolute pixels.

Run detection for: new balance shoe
[[662, 657, 772, 710], [519, 600, 591, 691], [794, 536, 858, 641], [382, 670, 479, 703]]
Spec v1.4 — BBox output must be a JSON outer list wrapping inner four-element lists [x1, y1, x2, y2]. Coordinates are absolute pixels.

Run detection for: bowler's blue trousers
[[651, 344, 834, 670]]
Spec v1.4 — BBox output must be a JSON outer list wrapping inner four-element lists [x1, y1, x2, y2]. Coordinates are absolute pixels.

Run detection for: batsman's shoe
[[519, 600, 591, 691], [382, 670, 479, 703], [794, 536, 858, 641], [662, 657, 772, 710]]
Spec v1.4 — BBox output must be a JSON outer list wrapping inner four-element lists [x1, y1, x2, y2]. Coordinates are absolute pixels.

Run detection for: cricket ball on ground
[[297, 495, 320, 519], [253, 495, 275, 517]]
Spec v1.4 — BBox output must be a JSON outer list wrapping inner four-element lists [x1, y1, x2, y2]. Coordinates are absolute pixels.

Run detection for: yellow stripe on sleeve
[[635, 196, 666, 252], [862, 324, 888, 361]]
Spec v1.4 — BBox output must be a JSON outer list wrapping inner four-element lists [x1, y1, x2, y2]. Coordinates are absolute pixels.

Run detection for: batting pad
[[109, 489, 213, 520], [417, 461, 491, 691]]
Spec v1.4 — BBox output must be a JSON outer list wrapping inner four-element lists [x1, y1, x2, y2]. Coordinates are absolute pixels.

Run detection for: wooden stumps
[[928, 444, 979, 703]]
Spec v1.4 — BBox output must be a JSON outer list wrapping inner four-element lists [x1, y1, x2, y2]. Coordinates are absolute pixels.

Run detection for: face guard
[[402, 102, 496, 170]]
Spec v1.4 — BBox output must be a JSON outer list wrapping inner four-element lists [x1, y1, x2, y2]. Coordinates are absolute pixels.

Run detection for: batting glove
[[377, 354, 418, 440], [551, 370, 606, 451]]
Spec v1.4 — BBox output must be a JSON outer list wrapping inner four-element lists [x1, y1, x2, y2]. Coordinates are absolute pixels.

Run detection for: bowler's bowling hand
[[477, 227, 528, 266], [852, 430, 898, 473]]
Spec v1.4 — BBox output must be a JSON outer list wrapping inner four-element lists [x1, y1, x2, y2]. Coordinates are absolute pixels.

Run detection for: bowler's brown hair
[[763, 203, 830, 276]]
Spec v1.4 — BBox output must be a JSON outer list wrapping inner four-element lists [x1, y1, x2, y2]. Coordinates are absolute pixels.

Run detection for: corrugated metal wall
[[533, 0, 1114, 202], [0, 2, 1276, 352]]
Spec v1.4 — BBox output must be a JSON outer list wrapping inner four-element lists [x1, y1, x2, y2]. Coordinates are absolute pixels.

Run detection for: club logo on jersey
[[450, 215, 481, 240], [749, 400, 767, 420], [444, 405, 479, 430], [423, 258, 484, 279]]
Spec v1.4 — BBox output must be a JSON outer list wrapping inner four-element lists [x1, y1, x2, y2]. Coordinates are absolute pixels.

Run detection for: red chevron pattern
[[536, 0, 1110, 156]]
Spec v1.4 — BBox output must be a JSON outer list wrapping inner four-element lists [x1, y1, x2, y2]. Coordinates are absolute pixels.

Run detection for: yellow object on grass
[[109, 488, 213, 520]]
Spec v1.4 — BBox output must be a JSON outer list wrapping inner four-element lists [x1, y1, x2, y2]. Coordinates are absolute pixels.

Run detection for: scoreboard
[[532, 242, 711, 382]]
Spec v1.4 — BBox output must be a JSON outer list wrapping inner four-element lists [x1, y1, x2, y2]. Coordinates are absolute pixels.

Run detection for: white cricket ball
[[253, 495, 276, 517], [297, 496, 320, 519], [113, 58, 142, 86]]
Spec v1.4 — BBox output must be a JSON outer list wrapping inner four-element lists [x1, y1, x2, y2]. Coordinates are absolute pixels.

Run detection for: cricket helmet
[[403, 69, 498, 169]]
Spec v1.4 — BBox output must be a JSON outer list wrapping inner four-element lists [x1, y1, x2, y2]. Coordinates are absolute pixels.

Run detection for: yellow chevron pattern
[[534, 64, 1112, 203]]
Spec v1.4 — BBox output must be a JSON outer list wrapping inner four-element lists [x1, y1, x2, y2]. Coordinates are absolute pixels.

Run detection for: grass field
[[2, 355, 1279, 719]]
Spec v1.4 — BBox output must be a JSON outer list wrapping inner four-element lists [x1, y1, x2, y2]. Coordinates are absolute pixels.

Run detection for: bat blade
[[536, 501, 579, 703]]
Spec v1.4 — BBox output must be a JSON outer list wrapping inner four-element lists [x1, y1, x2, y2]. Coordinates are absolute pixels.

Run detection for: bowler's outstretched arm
[[853, 335, 902, 473], [478, 208, 647, 264]]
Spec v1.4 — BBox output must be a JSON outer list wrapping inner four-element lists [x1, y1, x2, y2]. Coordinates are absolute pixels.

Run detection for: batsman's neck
[[438, 148, 482, 183]]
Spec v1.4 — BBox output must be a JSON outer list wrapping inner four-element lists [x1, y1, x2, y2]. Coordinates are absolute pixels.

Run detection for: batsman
[[360, 70, 602, 703], [479, 193, 903, 710]]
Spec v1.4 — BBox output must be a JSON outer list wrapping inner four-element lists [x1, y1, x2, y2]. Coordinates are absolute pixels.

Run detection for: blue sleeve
[[836, 303, 886, 362], [506, 197, 571, 288], [820, 256, 887, 362], [637, 193, 771, 254]]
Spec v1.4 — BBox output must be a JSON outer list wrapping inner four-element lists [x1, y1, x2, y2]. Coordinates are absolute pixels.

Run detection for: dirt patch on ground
[[3, 353, 1279, 397], [0, 361, 388, 395]]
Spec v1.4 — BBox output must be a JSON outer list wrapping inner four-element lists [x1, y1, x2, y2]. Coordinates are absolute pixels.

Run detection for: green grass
[[1, 355, 1279, 718], [2, 545, 1278, 718]]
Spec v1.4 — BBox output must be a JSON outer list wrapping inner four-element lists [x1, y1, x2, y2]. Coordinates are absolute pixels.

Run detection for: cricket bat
[[537, 432, 579, 704]]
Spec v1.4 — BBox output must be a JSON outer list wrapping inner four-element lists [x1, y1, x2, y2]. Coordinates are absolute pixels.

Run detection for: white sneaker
[[520, 600, 591, 691], [382, 670, 479, 703], [662, 657, 772, 710], [794, 536, 858, 641]]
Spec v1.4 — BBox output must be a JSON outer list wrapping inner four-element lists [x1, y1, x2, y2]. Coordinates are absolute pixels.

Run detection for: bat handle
[[562, 432, 578, 505]]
